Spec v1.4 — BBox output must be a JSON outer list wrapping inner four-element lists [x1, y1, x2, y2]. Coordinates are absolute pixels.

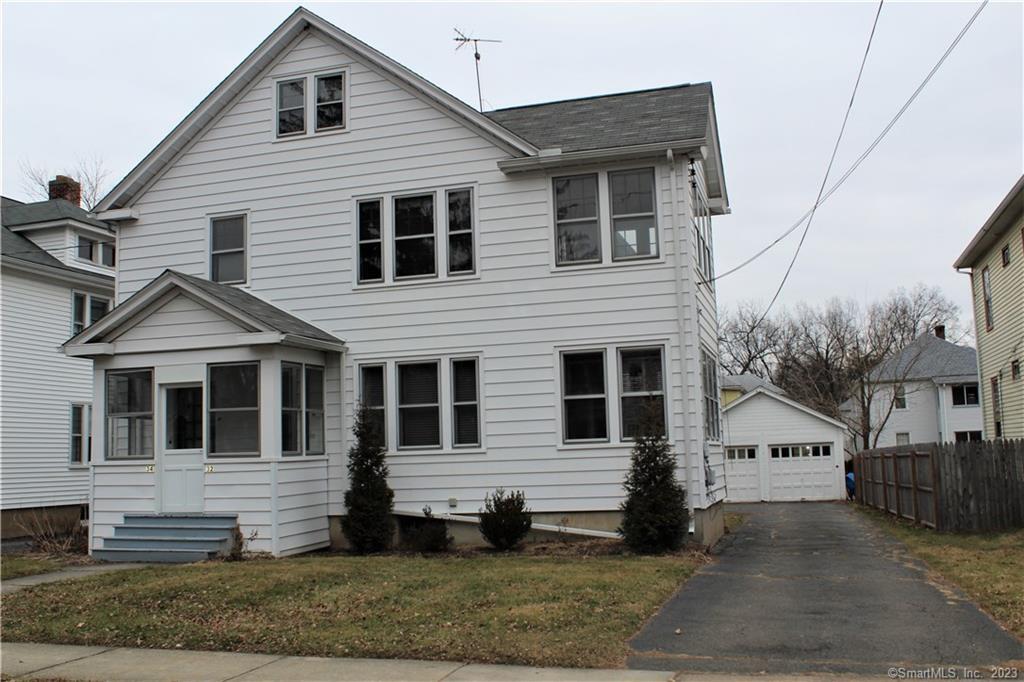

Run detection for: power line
[[3, 241, 116, 258], [747, 0, 885, 330], [715, 0, 989, 285]]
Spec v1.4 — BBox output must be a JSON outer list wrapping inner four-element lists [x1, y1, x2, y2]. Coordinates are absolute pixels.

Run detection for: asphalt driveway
[[628, 503, 1022, 674]]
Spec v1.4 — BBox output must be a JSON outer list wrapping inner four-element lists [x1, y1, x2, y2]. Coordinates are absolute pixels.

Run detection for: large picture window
[[398, 361, 441, 448], [452, 358, 479, 446], [610, 169, 657, 260], [357, 199, 383, 283], [554, 174, 600, 265], [360, 364, 386, 447], [210, 215, 247, 284], [562, 351, 607, 441], [394, 194, 436, 279], [447, 189, 475, 275], [106, 369, 153, 459], [208, 362, 259, 456], [619, 347, 665, 439]]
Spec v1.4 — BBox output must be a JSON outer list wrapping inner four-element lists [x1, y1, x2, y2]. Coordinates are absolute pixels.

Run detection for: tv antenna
[[454, 28, 501, 111]]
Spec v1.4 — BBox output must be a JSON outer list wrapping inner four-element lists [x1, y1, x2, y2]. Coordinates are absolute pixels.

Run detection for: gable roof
[[954, 175, 1024, 269], [2, 224, 114, 286], [723, 386, 847, 430], [868, 333, 978, 383], [96, 7, 538, 212], [722, 373, 785, 395], [1, 196, 112, 231], [66, 270, 342, 350]]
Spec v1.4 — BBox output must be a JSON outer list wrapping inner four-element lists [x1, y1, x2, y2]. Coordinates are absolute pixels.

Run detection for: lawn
[[1, 552, 703, 668], [859, 507, 1024, 638], [1, 554, 64, 581]]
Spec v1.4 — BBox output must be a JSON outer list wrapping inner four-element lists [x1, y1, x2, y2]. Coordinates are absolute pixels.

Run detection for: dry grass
[[859, 507, 1024, 638], [1, 552, 704, 668], [1, 554, 65, 581]]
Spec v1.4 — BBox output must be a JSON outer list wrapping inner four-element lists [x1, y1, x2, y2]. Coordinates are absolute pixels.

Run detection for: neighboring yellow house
[[954, 176, 1024, 439]]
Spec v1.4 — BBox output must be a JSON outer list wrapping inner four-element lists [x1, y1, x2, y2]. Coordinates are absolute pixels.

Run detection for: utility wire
[[746, 0, 885, 330], [3, 241, 116, 258], [715, 0, 989, 286]]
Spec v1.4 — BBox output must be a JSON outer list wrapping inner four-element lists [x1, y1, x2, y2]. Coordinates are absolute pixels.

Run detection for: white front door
[[158, 384, 205, 513]]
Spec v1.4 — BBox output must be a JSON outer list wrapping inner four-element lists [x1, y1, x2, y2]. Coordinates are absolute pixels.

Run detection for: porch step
[[104, 536, 229, 552], [92, 547, 218, 563], [113, 524, 237, 539], [122, 514, 238, 529]]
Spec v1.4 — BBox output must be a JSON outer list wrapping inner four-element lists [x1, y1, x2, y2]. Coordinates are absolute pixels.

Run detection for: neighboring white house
[[720, 376, 846, 503], [840, 327, 983, 452], [65, 7, 731, 559], [1, 180, 115, 537]]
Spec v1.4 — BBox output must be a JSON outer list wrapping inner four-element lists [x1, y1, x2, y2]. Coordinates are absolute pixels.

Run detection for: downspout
[[667, 149, 697, 530]]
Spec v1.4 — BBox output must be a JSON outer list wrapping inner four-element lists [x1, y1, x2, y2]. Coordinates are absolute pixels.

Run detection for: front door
[[159, 384, 204, 513]]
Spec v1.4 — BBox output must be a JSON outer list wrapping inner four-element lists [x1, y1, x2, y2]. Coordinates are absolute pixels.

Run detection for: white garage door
[[768, 443, 838, 501], [725, 446, 760, 502]]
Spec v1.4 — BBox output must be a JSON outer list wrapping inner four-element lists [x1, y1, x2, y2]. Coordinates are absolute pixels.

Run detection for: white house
[[841, 328, 983, 451], [1, 180, 115, 537], [65, 7, 731, 560], [720, 377, 847, 503]]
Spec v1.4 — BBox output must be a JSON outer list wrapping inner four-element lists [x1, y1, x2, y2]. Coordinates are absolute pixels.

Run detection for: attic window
[[315, 74, 345, 131], [277, 79, 305, 137]]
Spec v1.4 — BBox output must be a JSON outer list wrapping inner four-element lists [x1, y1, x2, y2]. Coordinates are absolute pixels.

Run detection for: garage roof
[[724, 387, 847, 430]]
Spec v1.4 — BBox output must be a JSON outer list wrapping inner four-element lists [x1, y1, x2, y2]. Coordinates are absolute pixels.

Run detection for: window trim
[[450, 357, 481, 447], [895, 432, 911, 446], [954, 430, 983, 442], [314, 71, 346, 133], [617, 345, 667, 442], [951, 383, 979, 407], [275, 76, 306, 138], [105, 368, 155, 460], [70, 402, 91, 466], [207, 361, 261, 458], [1001, 244, 1011, 267], [304, 364, 326, 456], [446, 187, 476, 276], [271, 67, 351, 142], [726, 446, 757, 461], [701, 346, 722, 443], [208, 212, 249, 286], [769, 443, 833, 459], [359, 363, 387, 450], [560, 348, 610, 444], [981, 267, 994, 331], [608, 168, 659, 262], [356, 198, 385, 284], [392, 191, 438, 281], [893, 385, 908, 410], [281, 362, 304, 456], [396, 359, 443, 450], [553, 173, 603, 267], [71, 291, 110, 335]]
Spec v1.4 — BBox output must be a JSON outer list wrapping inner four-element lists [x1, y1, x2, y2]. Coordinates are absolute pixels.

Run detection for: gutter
[[2, 256, 115, 290], [498, 138, 706, 174]]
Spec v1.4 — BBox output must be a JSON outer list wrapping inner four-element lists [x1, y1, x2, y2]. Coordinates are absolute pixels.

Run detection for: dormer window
[[275, 70, 348, 139], [277, 79, 306, 137], [76, 234, 115, 267]]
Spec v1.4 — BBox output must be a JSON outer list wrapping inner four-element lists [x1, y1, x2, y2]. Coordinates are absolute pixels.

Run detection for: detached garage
[[721, 386, 847, 502]]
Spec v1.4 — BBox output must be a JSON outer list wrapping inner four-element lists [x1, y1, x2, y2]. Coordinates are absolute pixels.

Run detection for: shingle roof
[[722, 373, 786, 395], [1, 196, 111, 231], [869, 333, 978, 383], [2, 224, 114, 284], [170, 271, 342, 344], [484, 83, 712, 153]]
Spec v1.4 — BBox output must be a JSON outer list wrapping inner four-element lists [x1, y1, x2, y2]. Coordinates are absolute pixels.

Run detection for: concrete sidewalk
[[1, 563, 146, 594]]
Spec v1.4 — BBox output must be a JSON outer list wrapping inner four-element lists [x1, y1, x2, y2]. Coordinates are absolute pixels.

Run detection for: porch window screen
[[305, 365, 325, 454], [452, 358, 479, 446], [610, 168, 657, 260], [619, 347, 665, 439], [394, 194, 436, 279], [281, 362, 302, 455], [360, 365, 386, 447], [554, 174, 600, 265], [208, 362, 259, 456], [106, 369, 154, 459], [398, 361, 440, 448], [562, 351, 607, 441]]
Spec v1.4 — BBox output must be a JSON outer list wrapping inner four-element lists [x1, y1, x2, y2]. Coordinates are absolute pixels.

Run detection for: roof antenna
[[454, 28, 501, 111]]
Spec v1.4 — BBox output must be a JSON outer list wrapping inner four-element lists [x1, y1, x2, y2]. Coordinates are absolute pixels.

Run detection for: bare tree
[[19, 156, 111, 210], [718, 300, 783, 378]]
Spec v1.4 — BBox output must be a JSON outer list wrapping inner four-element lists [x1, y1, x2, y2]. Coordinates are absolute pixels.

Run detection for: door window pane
[[398, 362, 440, 448], [562, 351, 607, 441], [554, 175, 600, 265], [166, 386, 202, 450]]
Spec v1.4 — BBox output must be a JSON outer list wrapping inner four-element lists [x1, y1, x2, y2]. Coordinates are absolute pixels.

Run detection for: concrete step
[[113, 524, 236, 539], [122, 514, 238, 529], [104, 536, 229, 552], [92, 547, 217, 564]]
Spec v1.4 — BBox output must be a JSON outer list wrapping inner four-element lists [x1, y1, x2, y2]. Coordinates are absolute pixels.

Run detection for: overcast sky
[[3, 2, 1021, 328]]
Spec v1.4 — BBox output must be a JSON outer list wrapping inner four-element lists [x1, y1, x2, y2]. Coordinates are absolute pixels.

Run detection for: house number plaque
[[205, 465, 215, 473], [144, 464, 154, 473]]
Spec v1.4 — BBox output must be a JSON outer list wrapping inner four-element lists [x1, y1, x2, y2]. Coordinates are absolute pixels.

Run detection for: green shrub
[[399, 506, 453, 553], [479, 488, 532, 550], [341, 403, 395, 553], [619, 399, 689, 553]]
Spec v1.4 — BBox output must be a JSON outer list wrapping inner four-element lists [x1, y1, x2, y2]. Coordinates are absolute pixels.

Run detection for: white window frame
[[560, 349, 609, 444], [281, 362, 304, 456], [392, 191, 438, 281], [358, 363, 387, 449], [314, 71, 347, 133], [272, 67, 351, 141], [701, 346, 722, 443], [770, 443, 832, 459], [446, 187, 476, 276], [304, 364, 326, 456], [207, 361, 261, 458], [552, 173, 602, 266], [726, 446, 756, 461], [617, 345, 667, 441], [396, 359, 443, 450], [548, 165, 665, 273], [895, 432, 911, 446], [356, 198, 385, 284], [72, 291, 110, 334], [70, 402, 91, 466], [208, 212, 249, 286], [352, 184, 480, 289], [356, 353, 486, 455], [951, 383, 979, 407], [275, 76, 306, 138], [893, 385, 908, 410], [105, 368, 155, 460], [450, 357, 481, 447], [608, 167, 659, 262]]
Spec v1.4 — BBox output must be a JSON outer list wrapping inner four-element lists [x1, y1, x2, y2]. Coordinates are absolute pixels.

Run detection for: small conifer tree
[[619, 399, 689, 553], [341, 403, 395, 553]]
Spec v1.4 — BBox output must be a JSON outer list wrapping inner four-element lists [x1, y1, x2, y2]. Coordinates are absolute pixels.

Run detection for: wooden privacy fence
[[854, 439, 1024, 532]]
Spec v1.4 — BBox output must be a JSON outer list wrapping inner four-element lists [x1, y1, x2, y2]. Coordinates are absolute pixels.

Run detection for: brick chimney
[[48, 175, 81, 206], [934, 324, 946, 340]]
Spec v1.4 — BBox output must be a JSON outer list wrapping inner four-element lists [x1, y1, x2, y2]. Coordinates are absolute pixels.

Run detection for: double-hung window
[[992, 376, 1003, 437], [282, 363, 303, 455], [452, 358, 480, 446], [277, 78, 305, 137], [282, 363, 325, 456], [357, 200, 383, 283], [106, 369, 153, 459], [360, 365, 387, 446], [561, 351, 608, 441], [894, 386, 907, 410], [693, 179, 713, 282], [394, 194, 436, 279], [951, 383, 979, 406], [76, 235, 115, 267], [210, 215, 246, 284], [447, 189, 475, 275], [315, 73, 345, 131], [619, 347, 665, 439], [208, 362, 259, 456], [981, 267, 994, 330], [610, 169, 657, 260], [398, 361, 441, 448], [701, 348, 721, 441], [554, 175, 601, 265], [72, 292, 107, 334], [70, 403, 91, 465]]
